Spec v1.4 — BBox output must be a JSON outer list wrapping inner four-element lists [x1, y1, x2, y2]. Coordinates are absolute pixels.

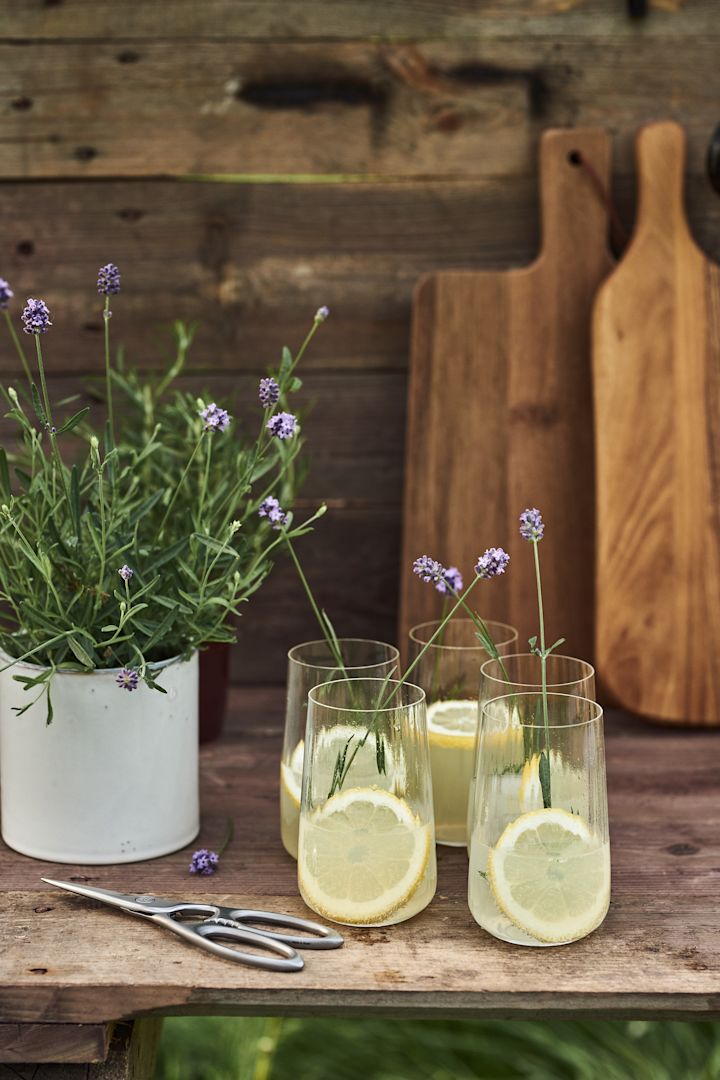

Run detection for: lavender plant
[[520, 507, 565, 808], [0, 269, 326, 720]]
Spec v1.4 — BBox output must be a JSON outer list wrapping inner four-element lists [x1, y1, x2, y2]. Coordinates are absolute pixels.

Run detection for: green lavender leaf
[[539, 750, 552, 809], [57, 407, 90, 435], [0, 449, 9, 499], [30, 383, 46, 426]]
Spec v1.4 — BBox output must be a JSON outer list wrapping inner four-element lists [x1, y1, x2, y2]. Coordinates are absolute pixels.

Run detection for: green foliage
[[0, 301, 325, 711], [157, 1016, 720, 1080]]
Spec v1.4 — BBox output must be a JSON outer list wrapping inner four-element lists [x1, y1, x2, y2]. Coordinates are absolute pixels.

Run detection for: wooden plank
[[0, 1023, 109, 1064], [1, 178, 719, 378], [595, 122, 720, 724], [0, 38, 719, 178], [0, 178, 545, 375], [0, 692, 717, 1023], [0, 1020, 162, 1078], [399, 128, 612, 662], [0, 1, 710, 42]]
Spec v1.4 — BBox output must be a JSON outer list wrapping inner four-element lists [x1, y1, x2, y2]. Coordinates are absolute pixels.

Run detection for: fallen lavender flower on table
[[189, 848, 219, 876]]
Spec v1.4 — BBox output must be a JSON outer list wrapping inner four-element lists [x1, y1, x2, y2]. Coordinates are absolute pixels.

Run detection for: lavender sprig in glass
[[520, 507, 565, 809]]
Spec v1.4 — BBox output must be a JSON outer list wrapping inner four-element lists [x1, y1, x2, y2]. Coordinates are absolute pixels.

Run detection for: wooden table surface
[[0, 687, 718, 1026]]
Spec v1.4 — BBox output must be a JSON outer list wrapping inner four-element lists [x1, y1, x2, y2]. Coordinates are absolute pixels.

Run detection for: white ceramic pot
[[0, 651, 199, 864]]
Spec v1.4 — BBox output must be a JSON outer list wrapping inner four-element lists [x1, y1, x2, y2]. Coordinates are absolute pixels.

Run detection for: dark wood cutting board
[[594, 121, 720, 725], [399, 129, 612, 662]]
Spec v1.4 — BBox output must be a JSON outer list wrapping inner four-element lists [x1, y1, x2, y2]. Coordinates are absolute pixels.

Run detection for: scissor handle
[[223, 908, 344, 951], [152, 913, 304, 972]]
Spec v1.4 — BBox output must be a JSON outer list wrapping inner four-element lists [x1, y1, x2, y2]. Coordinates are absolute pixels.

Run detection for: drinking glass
[[280, 639, 399, 858], [468, 693, 610, 947], [407, 618, 518, 846], [298, 677, 436, 927], [468, 653, 596, 840]]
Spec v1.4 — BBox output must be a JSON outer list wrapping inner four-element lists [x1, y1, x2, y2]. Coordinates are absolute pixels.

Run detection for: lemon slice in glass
[[298, 788, 431, 925], [488, 807, 610, 944], [426, 698, 477, 748]]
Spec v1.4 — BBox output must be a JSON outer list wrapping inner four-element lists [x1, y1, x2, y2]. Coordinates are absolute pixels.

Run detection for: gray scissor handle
[[224, 908, 344, 950], [152, 913, 304, 972]]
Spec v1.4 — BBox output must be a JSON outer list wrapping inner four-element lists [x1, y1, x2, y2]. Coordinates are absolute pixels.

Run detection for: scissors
[[42, 877, 343, 972]]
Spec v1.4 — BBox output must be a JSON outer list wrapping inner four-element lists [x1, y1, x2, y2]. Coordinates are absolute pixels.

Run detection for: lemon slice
[[488, 807, 610, 943], [281, 726, 396, 809], [298, 788, 431, 924], [427, 698, 477, 749]]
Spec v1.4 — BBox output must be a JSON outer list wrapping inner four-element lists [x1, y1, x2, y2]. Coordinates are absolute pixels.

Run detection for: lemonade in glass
[[408, 619, 518, 846], [298, 678, 436, 926], [468, 692, 610, 946], [280, 640, 399, 858]]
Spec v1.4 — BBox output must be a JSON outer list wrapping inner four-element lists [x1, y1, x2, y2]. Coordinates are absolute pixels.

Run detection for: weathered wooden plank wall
[[1, 1, 719, 682]]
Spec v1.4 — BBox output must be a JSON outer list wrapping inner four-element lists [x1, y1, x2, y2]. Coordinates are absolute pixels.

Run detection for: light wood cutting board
[[594, 121, 720, 725], [399, 129, 612, 661]]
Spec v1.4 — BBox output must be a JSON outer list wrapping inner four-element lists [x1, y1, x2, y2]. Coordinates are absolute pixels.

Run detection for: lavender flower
[[189, 848, 220, 876], [266, 411, 297, 439], [475, 547, 510, 579], [0, 279, 13, 310], [199, 402, 231, 433], [258, 377, 280, 408], [97, 263, 121, 296], [315, 305, 330, 322], [117, 565, 134, 582], [519, 507, 544, 542], [116, 667, 139, 692], [413, 555, 446, 587], [258, 496, 288, 529], [436, 565, 463, 596], [21, 298, 51, 335]]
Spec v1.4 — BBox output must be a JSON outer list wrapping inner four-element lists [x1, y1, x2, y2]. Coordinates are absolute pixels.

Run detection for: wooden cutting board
[[594, 121, 720, 725], [399, 129, 612, 661]]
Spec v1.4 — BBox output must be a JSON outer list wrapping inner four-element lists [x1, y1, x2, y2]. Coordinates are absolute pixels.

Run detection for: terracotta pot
[[199, 641, 231, 743]]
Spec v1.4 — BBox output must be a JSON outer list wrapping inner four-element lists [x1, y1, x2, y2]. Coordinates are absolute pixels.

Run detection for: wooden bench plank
[[0, 1020, 162, 1078], [0, 1022, 109, 1064], [0, 38, 718, 178], [0, 693, 717, 1023]]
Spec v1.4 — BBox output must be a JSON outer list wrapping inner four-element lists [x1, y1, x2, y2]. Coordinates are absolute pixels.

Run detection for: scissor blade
[[41, 877, 169, 915]]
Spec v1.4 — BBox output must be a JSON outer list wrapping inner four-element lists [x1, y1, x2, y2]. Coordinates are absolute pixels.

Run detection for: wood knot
[[29, 967, 48, 974], [666, 843, 699, 856], [33, 905, 53, 913]]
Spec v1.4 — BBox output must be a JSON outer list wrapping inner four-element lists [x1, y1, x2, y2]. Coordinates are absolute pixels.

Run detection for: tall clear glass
[[298, 678, 436, 927], [469, 653, 596, 841], [280, 640, 399, 859], [408, 618, 518, 846], [468, 693, 610, 947]]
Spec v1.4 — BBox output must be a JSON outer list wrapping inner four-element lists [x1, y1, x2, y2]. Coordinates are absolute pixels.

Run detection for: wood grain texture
[[0, 687, 717, 1024], [594, 122, 720, 725], [0, 1, 703, 41], [0, 1023, 109, 1064], [0, 1020, 162, 1078], [399, 129, 612, 661], [0, 37, 718, 179]]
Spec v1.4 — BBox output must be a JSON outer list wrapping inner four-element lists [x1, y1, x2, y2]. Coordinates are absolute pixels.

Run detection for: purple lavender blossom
[[97, 263, 121, 296], [116, 667, 139, 692], [258, 377, 280, 408], [117, 565, 134, 582], [21, 298, 51, 335], [199, 402, 231, 433], [436, 565, 464, 596], [519, 507, 544, 542], [0, 279, 13, 310], [315, 305, 330, 322], [258, 496, 288, 529], [475, 547, 510, 580], [266, 412, 297, 439], [189, 848, 220, 876], [413, 555, 446, 587]]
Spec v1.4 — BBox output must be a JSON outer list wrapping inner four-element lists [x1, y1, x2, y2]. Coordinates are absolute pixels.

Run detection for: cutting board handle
[[538, 128, 611, 266], [634, 121, 693, 244]]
